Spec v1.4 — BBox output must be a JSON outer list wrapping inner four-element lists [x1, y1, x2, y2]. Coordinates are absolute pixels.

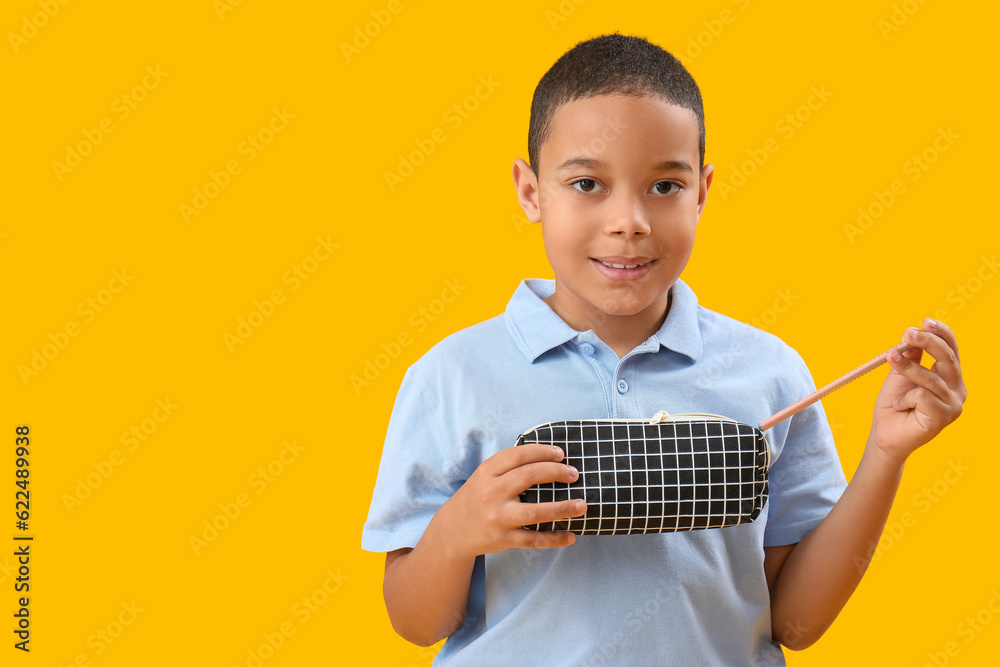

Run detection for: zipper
[[518, 411, 744, 436], [517, 411, 772, 468]]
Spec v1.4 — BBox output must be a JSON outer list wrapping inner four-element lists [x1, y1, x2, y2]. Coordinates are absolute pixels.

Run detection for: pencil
[[759, 341, 913, 431]]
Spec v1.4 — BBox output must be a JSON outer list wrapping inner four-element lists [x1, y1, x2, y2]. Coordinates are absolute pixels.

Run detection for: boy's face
[[513, 93, 713, 335]]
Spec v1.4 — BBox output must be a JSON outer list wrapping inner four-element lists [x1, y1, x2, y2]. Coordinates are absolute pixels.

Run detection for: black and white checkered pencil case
[[517, 340, 912, 536], [517, 412, 768, 534]]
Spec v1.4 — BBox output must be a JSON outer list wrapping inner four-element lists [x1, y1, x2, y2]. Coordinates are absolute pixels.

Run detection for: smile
[[599, 260, 647, 269], [590, 257, 655, 281]]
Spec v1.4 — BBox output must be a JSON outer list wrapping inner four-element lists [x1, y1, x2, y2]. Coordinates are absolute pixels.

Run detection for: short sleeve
[[361, 363, 471, 553], [762, 353, 849, 547]]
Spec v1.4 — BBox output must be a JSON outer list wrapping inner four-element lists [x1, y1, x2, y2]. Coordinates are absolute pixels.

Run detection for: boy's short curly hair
[[528, 33, 706, 176]]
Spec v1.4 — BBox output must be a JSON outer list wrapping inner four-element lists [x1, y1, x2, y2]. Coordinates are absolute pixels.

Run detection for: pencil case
[[516, 412, 768, 534], [517, 341, 911, 536]]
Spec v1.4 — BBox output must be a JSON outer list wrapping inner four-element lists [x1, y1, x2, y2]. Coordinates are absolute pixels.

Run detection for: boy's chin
[[549, 277, 672, 314], [597, 304, 664, 318], [588, 293, 671, 318]]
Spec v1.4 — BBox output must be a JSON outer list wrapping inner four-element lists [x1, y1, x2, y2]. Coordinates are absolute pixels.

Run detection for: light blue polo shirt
[[362, 277, 848, 666]]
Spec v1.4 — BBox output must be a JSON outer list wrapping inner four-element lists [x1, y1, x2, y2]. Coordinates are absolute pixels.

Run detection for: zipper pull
[[649, 411, 671, 424]]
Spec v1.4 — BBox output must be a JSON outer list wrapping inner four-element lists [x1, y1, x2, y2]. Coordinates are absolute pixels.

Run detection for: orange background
[[2, 0, 997, 664]]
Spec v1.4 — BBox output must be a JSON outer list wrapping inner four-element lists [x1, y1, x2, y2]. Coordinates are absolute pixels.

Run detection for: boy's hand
[[439, 444, 586, 559], [769, 319, 965, 648], [869, 317, 966, 464]]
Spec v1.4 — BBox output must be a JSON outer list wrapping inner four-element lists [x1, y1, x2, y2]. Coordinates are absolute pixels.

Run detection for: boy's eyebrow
[[651, 159, 694, 173], [555, 156, 605, 171], [555, 156, 694, 173]]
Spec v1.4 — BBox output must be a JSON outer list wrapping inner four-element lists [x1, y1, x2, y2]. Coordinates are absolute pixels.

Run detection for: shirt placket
[[573, 333, 658, 419]]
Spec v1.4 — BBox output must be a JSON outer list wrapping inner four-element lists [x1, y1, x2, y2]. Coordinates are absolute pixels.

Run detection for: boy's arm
[[382, 444, 586, 647], [765, 319, 966, 650]]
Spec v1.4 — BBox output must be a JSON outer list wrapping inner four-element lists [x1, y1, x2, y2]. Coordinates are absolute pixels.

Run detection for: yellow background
[[2, 0, 997, 664]]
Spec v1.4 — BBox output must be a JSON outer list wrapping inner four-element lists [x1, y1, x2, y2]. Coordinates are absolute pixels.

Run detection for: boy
[[362, 33, 965, 665]]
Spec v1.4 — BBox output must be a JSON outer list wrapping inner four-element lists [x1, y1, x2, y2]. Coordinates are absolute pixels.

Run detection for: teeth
[[601, 261, 644, 269]]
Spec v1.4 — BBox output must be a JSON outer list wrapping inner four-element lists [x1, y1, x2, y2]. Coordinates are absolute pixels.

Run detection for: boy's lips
[[590, 256, 655, 280]]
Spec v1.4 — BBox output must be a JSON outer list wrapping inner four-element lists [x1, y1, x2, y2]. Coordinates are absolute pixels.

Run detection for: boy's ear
[[512, 158, 541, 223], [696, 163, 715, 222]]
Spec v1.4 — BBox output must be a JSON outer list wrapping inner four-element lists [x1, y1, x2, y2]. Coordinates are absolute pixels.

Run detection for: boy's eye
[[651, 181, 682, 195], [570, 179, 604, 193]]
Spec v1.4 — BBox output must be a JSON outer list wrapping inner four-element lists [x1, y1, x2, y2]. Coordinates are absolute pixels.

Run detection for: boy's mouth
[[590, 256, 655, 280]]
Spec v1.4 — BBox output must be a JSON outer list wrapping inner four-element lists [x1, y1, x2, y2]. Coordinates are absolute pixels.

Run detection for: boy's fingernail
[[566, 465, 578, 477], [889, 349, 901, 362], [927, 318, 937, 329]]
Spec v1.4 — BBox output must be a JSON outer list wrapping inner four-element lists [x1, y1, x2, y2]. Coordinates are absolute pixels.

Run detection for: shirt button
[[616, 379, 628, 394], [579, 342, 595, 356]]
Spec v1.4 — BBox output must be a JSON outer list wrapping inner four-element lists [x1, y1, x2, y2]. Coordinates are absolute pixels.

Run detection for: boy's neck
[[543, 289, 673, 360]]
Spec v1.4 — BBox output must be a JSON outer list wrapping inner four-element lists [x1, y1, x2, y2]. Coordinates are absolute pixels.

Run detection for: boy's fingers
[[888, 340, 961, 406], [899, 326, 964, 393], [508, 528, 578, 550], [502, 461, 580, 497], [900, 342, 923, 363], [923, 317, 960, 362], [893, 385, 949, 417], [511, 498, 587, 529], [484, 444, 564, 476]]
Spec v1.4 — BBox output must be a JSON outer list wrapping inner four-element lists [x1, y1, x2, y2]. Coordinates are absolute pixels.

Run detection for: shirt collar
[[503, 277, 703, 363]]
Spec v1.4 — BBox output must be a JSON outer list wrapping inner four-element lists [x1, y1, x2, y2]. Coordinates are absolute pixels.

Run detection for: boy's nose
[[604, 195, 651, 237]]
